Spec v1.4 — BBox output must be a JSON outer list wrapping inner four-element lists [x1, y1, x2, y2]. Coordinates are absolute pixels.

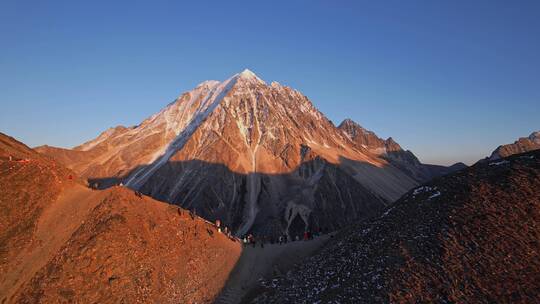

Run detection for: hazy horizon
[[1, 1, 539, 166]]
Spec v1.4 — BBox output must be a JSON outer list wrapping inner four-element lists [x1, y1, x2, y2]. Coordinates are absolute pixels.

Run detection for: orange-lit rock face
[[36, 70, 421, 237], [489, 131, 540, 160], [0, 133, 241, 304]]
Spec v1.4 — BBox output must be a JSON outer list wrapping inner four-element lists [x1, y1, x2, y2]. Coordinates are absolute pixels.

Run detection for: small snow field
[[428, 191, 441, 200], [410, 185, 442, 201], [489, 160, 510, 166]]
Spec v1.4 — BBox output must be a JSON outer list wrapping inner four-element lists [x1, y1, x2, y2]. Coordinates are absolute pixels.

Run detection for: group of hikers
[[240, 230, 321, 248], [6, 155, 30, 163], [214, 219, 234, 239], [213, 218, 328, 248]]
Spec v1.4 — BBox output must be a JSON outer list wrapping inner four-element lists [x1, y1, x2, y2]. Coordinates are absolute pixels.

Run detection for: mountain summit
[[36, 70, 457, 237], [237, 68, 265, 83]]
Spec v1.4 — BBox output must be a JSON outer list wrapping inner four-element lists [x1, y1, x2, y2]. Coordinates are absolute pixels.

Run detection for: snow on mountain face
[[489, 131, 540, 160], [37, 70, 419, 237], [124, 76, 238, 189], [237, 68, 265, 84]]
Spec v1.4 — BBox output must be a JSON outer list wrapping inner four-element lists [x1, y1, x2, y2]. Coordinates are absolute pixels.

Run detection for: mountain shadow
[[88, 156, 412, 239]]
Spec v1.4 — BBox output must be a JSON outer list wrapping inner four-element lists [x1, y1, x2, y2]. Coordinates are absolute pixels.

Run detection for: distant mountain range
[[36, 69, 465, 237]]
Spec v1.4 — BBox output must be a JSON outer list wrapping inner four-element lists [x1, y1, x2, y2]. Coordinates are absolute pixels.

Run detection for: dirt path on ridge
[[214, 234, 333, 304]]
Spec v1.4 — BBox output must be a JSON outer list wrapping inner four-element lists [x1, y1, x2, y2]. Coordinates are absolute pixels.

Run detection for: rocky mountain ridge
[[36, 70, 458, 238], [338, 118, 467, 183], [488, 131, 540, 160]]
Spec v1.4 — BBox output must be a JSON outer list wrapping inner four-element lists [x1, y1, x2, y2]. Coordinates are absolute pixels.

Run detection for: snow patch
[[381, 206, 395, 218], [489, 160, 510, 166], [412, 186, 442, 200], [237, 68, 266, 84], [413, 186, 431, 196], [428, 191, 441, 200]]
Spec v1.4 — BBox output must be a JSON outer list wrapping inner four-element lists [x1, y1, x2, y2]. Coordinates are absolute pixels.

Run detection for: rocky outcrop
[[488, 131, 540, 160]]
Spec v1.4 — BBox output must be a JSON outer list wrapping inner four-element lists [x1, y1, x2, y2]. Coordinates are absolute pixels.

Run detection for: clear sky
[[1, 1, 539, 165]]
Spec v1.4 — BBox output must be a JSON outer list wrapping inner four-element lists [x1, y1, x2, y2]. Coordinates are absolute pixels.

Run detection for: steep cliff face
[[338, 118, 466, 183], [36, 70, 419, 237], [253, 150, 540, 303]]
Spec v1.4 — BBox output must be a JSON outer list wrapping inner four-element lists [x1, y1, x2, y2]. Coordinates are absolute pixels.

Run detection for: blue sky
[[1, 1, 539, 165]]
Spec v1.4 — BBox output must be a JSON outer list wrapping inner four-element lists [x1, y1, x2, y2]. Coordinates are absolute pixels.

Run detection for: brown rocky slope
[[0, 133, 241, 303], [252, 149, 540, 303]]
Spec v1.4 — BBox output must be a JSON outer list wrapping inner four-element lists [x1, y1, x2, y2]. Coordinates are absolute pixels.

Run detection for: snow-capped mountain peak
[[235, 68, 265, 84], [37, 70, 431, 238]]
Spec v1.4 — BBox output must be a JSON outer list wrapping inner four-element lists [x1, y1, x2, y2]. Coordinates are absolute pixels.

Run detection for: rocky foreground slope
[[251, 150, 540, 303], [36, 69, 431, 238], [0, 133, 241, 303]]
